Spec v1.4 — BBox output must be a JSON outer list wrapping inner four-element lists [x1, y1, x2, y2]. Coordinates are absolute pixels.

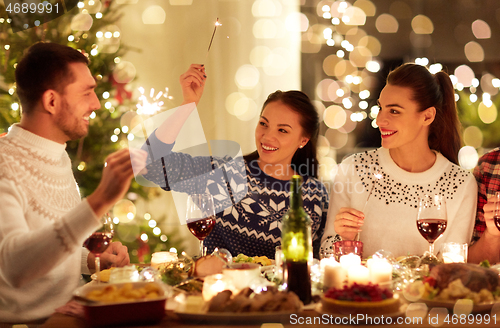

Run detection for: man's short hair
[[15, 42, 89, 115]]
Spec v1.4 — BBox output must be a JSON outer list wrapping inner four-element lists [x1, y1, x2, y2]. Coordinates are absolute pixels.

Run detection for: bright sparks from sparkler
[[136, 87, 172, 115]]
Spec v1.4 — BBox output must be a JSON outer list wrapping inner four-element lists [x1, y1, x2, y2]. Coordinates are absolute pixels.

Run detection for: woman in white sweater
[[321, 63, 477, 258]]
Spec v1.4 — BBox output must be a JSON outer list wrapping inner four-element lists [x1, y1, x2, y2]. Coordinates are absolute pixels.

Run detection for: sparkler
[[136, 87, 172, 160], [206, 18, 221, 56], [358, 168, 383, 241]]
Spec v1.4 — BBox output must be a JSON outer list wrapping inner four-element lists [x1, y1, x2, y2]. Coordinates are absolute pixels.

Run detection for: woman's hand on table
[[334, 207, 364, 240], [87, 241, 130, 271]]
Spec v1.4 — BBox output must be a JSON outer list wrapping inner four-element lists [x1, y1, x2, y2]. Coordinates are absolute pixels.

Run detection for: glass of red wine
[[186, 194, 216, 257], [84, 214, 114, 284], [416, 194, 447, 259], [494, 191, 500, 231]]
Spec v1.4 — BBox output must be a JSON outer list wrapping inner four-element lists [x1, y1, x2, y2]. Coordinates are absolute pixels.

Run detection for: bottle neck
[[290, 176, 303, 209]]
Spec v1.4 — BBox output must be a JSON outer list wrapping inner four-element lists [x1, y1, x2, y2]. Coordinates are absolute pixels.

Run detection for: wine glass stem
[[199, 240, 204, 257], [429, 242, 434, 255], [95, 254, 101, 284]]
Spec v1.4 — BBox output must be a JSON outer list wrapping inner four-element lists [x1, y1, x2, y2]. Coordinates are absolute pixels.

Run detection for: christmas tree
[[0, 0, 184, 263]]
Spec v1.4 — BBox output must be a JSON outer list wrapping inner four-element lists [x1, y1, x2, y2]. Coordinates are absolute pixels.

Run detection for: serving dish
[[73, 281, 168, 327]]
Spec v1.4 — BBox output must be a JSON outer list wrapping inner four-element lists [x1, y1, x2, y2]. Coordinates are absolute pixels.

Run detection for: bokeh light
[[71, 13, 93, 31], [113, 199, 136, 223], [454, 65, 475, 87], [471, 19, 491, 39], [458, 146, 479, 170], [464, 41, 485, 62], [463, 126, 483, 149], [252, 0, 282, 17], [324, 105, 347, 129], [353, 0, 376, 17], [343, 6, 366, 25], [411, 15, 434, 34], [375, 14, 398, 33], [478, 101, 498, 124], [235, 65, 260, 89], [142, 5, 166, 24]]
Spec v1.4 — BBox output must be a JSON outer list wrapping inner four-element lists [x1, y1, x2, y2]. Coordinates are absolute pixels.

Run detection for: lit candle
[[442, 252, 465, 263], [367, 258, 392, 284], [441, 242, 467, 263], [340, 253, 361, 272], [287, 236, 305, 261], [347, 264, 370, 285], [151, 251, 177, 269], [322, 259, 347, 289], [202, 273, 230, 301]]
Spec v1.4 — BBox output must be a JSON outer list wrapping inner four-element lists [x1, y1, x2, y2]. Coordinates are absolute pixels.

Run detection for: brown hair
[[244, 90, 320, 178], [386, 63, 462, 164], [15, 42, 89, 114]]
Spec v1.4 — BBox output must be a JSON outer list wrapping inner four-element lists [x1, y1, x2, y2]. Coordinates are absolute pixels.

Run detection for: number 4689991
[[6, 2, 59, 14]]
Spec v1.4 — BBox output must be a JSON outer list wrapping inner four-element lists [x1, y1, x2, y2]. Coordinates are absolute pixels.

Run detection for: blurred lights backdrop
[[97, 0, 500, 252], [2, 0, 498, 256], [115, 0, 500, 186]]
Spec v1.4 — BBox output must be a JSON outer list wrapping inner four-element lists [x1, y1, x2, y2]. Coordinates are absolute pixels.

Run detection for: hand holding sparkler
[[180, 64, 207, 106]]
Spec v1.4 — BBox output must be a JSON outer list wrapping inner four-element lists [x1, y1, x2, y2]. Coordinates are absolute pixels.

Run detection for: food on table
[[193, 254, 227, 277], [85, 282, 162, 303], [412, 263, 500, 303], [321, 283, 400, 315], [206, 286, 302, 313], [95, 268, 114, 282], [174, 278, 204, 294], [233, 254, 272, 266], [160, 257, 194, 286], [430, 263, 499, 292]]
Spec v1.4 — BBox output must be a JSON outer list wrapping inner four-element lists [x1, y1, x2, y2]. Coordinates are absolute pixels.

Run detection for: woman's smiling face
[[255, 100, 309, 170], [376, 84, 433, 151]]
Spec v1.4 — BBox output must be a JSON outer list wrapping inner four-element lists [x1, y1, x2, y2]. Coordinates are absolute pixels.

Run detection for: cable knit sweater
[[0, 124, 101, 323], [321, 148, 477, 258]]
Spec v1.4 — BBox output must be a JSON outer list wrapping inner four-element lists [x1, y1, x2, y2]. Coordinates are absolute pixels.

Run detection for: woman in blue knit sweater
[[141, 64, 329, 259]]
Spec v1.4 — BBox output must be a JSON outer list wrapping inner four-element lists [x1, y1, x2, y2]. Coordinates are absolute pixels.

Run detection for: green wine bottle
[[281, 175, 312, 304]]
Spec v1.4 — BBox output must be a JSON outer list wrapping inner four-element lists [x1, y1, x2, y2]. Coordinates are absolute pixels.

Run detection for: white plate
[[174, 310, 294, 324], [418, 298, 497, 313], [315, 303, 406, 321]]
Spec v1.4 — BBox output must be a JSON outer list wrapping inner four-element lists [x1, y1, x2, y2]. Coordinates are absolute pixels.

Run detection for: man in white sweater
[[0, 42, 146, 323]]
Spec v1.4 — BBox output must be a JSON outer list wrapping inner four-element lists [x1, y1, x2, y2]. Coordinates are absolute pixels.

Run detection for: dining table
[[38, 304, 500, 328]]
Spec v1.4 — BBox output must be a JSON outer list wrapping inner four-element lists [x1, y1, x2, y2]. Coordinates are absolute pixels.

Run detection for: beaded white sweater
[[321, 148, 477, 258], [0, 124, 100, 323]]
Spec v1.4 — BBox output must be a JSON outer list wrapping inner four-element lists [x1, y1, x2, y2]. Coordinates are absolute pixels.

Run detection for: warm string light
[[207, 18, 222, 56]]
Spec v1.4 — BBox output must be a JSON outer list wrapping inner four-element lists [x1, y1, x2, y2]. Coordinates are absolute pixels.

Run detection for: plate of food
[[318, 282, 405, 320], [232, 254, 274, 272], [405, 263, 500, 313], [175, 286, 302, 324]]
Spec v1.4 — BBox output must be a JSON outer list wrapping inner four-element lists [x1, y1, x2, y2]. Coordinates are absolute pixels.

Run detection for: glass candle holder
[[441, 242, 467, 263]]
